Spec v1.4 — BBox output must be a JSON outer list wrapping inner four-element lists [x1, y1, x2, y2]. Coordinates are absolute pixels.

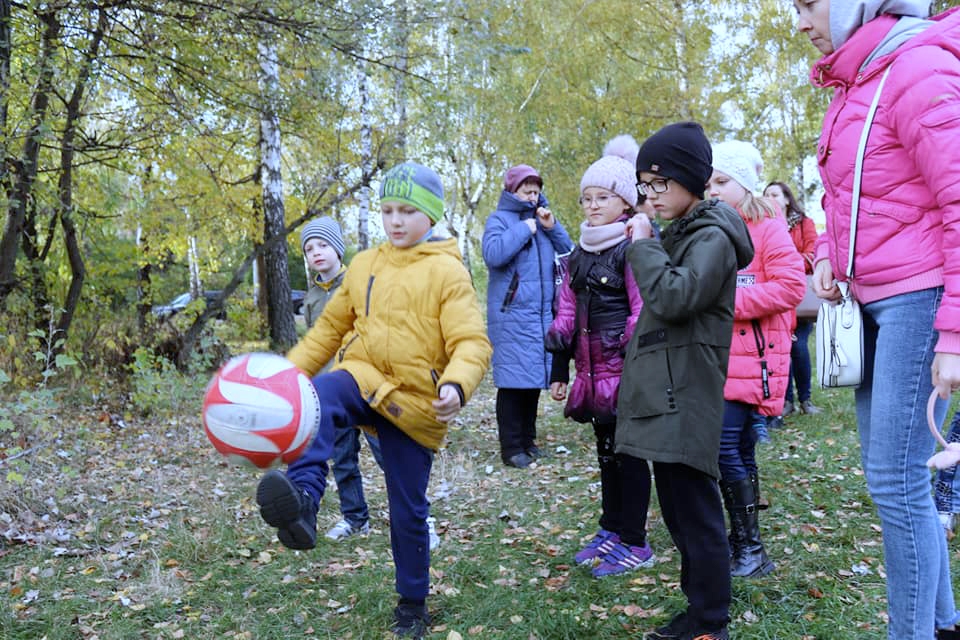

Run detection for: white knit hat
[[579, 135, 641, 207], [711, 140, 764, 193]]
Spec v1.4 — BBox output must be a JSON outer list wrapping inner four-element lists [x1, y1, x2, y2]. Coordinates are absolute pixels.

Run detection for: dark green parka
[[615, 200, 754, 479]]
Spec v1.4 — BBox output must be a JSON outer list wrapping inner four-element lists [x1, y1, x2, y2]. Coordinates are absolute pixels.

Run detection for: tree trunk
[[0, 0, 10, 160], [0, 9, 60, 302], [393, 0, 409, 155], [357, 61, 372, 251], [258, 35, 296, 351], [51, 8, 107, 356]]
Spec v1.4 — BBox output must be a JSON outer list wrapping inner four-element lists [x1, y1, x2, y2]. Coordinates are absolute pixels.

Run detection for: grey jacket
[[615, 200, 754, 479], [303, 268, 346, 372]]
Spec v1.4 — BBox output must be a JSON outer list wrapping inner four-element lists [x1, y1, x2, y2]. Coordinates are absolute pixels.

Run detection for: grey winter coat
[[615, 200, 754, 479], [303, 268, 346, 372], [483, 190, 574, 388]]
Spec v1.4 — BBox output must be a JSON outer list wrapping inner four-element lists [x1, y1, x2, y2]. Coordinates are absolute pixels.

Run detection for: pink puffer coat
[[724, 212, 806, 416], [811, 9, 960, 354]]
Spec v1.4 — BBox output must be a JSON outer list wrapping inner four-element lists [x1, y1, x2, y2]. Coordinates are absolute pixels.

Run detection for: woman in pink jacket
[[796, 1, 960, 638], [708, 140, 806, 579]]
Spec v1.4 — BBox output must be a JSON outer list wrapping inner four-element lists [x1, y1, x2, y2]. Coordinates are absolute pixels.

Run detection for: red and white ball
[[202, 352, 320, 468]]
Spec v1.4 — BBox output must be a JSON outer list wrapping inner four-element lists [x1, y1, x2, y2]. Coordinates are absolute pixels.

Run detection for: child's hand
[[550, 381, 567, 401], [433, 384, 461, 423], [524, 218, 537, 235], [537, 207, 556, 230], [625, 215, 653, 241]]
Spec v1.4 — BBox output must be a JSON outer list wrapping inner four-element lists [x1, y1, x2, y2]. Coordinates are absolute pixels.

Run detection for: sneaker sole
[[592, 555, 655, 578], [256, 471, 316, 550]]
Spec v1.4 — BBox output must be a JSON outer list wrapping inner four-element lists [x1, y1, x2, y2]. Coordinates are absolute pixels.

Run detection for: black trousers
[[615, 451, 651, 545], [620, 454, 731, 630], [495, 387, 541, 459]]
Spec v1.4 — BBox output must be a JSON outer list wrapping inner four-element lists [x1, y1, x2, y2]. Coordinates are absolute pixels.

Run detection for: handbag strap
[[846, 66, 892, 279]]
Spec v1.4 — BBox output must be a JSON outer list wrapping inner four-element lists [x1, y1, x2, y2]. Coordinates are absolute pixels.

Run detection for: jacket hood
[[495, 189, 550, 216], [829, 0, 929, 50], [815, 7, 960, 86], [668, 199, 754, 270]]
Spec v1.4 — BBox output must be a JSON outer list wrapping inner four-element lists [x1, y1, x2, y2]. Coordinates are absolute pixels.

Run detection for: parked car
[[153, 290, 226, 321], [154, 289, 306, 320], [291, 289, 306, 316]]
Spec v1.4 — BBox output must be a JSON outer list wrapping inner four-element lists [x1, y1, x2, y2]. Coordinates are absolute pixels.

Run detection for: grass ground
[[0, 368, 954, 639]]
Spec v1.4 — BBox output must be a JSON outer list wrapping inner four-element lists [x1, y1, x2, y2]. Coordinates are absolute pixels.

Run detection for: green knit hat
[[379, 162, 445, 224]]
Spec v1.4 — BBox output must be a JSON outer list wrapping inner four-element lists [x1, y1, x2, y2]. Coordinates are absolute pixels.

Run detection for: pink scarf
[[579, 220, 627, 253]]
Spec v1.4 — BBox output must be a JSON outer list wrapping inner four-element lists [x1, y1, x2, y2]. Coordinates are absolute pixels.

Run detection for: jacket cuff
[[936, 331, 960, 355], [443, 383, 466, 407]]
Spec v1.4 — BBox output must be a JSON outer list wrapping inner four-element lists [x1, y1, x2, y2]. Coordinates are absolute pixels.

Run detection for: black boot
[[750, 472, 769, 510], [721, 478, 775, 578], [720, 481, 738, 563]]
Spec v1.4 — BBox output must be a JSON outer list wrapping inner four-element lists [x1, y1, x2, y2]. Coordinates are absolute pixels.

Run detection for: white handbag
[[816, 281, 864, 388], [815, 67, 890, 389]]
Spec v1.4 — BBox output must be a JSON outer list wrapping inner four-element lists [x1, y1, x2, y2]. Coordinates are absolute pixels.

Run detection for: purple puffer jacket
[[546, 239, 643, 423]]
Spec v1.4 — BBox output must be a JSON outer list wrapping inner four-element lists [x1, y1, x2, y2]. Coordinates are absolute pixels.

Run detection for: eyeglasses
[[578, 194, 616, 208], [637, 178, 672, 196]]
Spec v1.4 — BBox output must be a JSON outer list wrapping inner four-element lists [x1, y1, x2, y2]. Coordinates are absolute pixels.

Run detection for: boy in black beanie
[[616, 122, 754, 640]]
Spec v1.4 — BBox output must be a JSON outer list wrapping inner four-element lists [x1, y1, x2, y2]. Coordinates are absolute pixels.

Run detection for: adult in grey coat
[[483, 164, 573, 468]]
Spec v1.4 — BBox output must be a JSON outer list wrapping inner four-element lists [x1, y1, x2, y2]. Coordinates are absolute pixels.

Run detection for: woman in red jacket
[[764, 181, 821, 416], [709, 141, 806, 578]]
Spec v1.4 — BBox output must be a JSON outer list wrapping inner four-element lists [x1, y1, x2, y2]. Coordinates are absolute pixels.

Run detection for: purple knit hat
[[503, 164, 543, 193], [579, 135, 641, 207]]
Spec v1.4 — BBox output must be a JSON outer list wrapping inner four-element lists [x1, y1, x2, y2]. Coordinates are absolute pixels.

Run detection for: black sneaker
[[645, 612, 688, 639], [504, 452, 534, 468], [392, 602, 430, 638], [526, 445, 543, 460], [256, 470, 317, 550], [681, 627, 728, 640]]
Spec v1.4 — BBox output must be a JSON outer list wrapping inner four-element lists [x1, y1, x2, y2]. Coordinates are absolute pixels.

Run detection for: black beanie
[[635, 122, 713, 199]]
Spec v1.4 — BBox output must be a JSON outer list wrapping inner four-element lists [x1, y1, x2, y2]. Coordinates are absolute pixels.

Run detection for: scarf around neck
[[579, 220, 627, 253]]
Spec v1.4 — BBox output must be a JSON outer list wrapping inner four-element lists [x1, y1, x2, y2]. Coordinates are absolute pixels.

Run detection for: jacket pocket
[[860, 196, 924, 225], [587, 262, 625, 290], [622, 347, 678, 419]]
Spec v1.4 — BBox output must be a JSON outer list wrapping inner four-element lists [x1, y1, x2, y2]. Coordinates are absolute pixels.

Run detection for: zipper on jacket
[[501, 271, 520, 312], [751, 319, 770, 399], [338, 334, 359, 363], [365, 275, 375, 315]]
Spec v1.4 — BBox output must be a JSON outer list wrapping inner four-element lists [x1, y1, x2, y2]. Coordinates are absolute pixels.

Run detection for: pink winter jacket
[[724, 212, 806, 416], [811, 9, 960, 354]]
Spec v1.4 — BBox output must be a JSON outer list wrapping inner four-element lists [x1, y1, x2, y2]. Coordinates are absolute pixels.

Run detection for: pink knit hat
[[579, 135, 641, 207], [503, 164, 542, 193]]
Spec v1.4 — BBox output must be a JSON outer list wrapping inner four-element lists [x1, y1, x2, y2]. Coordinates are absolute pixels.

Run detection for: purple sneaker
[[592, 541, 654, 578], [574, 528, 620, 565]]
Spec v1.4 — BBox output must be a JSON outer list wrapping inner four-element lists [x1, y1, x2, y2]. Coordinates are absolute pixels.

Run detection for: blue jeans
[[786, 319, 813, 404], [718, 400, 757, 482], [332, 424, 384, 527], [934, 410, 960, 514], [855, 288, 959, 637]]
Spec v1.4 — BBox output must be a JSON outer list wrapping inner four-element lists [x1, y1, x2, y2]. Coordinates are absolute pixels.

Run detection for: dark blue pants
[[287, 370, 434, 600], [718, 400, 758, 482], [332, 421, 384, 527], [786, 319, 813, 404]]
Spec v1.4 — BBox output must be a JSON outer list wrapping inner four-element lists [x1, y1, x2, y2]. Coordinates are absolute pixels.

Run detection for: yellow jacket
[[287, 238, 491, 450]]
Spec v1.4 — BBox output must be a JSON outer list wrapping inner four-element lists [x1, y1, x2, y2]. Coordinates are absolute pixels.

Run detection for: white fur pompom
[[603, 134, 640, 167]]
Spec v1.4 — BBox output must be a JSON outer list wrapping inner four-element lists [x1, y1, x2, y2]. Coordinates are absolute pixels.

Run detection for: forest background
[[1, 0, 959, 447]]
